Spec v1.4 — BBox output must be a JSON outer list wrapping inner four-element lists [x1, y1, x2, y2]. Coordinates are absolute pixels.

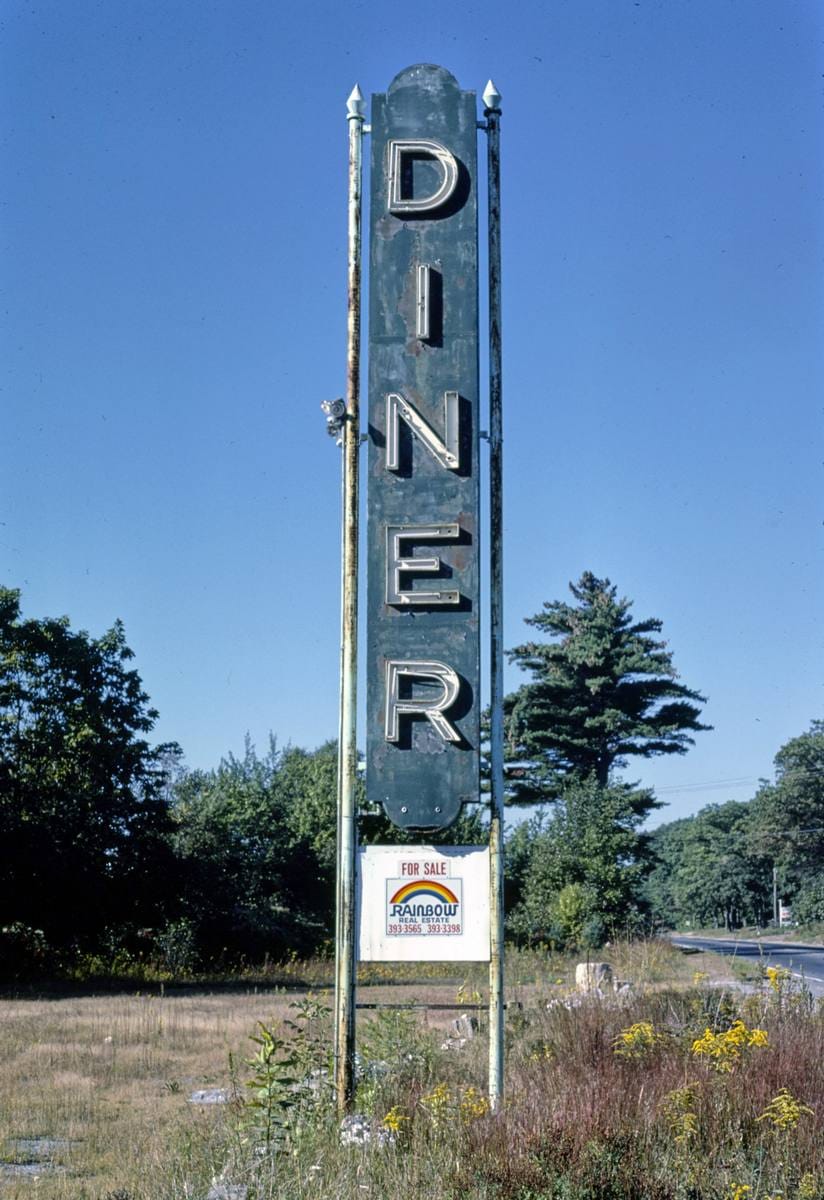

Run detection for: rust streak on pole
[[334, 82, 364, 1115], [484, 78, 505, 1110]]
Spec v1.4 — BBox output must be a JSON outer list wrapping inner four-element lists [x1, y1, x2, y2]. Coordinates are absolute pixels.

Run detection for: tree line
[[644, 721, 824, 931], [2, 577, 818, 979]]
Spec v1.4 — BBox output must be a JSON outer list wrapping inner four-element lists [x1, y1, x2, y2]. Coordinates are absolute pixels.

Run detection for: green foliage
[[647, 801, 771, 931], [0, 587, 180, 957], [217, 975, 824, 1200], [236, 997, 333, 1153], [0, 921, 49, 979], [171, 737, 484, 965], [507, 778, 655, 947], [239, 1021, 301, 1152], [793, 873, 824, 925], [155, 918, 199, 976], [748, 720, 824, 894], [498, 574, 702, 947], [358, 1007, 436, 1078], [0, 573, 485, 974], [645, 721, 823, 931], [282, 994, 334, 1083], [504, 572, 710, 800], [170, 739, 341, 962]]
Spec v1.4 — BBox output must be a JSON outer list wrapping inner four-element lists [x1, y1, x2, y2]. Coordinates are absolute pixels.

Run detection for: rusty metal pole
[[483, 79, 505, 1110], [334, 82, 364, 1115]]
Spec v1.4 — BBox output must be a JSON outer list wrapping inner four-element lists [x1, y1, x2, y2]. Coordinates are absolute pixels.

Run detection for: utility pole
[[773, 864, 778, 928]]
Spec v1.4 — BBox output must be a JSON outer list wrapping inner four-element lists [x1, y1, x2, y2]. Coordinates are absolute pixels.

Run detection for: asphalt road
[[671, 936, 824, 996]]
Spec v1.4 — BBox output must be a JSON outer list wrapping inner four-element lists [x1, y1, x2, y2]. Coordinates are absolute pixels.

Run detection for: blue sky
[[3, 0, 822, 826]]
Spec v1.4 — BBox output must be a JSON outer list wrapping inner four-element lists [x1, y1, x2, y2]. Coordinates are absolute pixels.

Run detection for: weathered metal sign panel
[[357, 845, 490, 961], [366, 64, 480, 831]]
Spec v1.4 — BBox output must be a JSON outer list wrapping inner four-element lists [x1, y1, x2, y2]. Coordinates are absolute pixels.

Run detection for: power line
[[654, 768, 822, 796], [654, 777, 756, 795]]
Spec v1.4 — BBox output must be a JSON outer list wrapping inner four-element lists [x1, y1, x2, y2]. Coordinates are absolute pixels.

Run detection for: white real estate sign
[[357, 844, 490, 962]]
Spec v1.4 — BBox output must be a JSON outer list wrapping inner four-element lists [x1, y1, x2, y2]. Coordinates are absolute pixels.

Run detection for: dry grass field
[[1, 943, 821, 1199], [0, 955, 504, 1198], [0, 989, 273, 1197]]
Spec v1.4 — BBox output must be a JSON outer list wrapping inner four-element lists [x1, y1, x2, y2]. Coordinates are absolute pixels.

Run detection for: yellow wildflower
[[382, 1105, 408, 1135], [613, 1021, 660, 1059], [693, 970, 709, 985], [420, 1082, 452, 1129], [459, 1086, 490, 1122], [766, 965, 791, 993], [797, 1173, 819, 1199], [691, 1020, 768, 1072], [661, 1084, 700, 1145], [726, 1186, 751, 1200], [528, 1040, 555, 1062], [757, 1088, 814, 1131]]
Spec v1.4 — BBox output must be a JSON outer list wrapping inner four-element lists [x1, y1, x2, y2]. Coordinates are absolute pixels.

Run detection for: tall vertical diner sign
[[366, 65, 479, 830]]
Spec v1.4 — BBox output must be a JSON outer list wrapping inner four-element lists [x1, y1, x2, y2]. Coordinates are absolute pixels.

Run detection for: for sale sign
[[358, 844, 489, 962]]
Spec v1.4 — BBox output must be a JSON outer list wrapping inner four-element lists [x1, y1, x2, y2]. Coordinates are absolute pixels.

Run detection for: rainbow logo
[[389, 880, 460, 906]]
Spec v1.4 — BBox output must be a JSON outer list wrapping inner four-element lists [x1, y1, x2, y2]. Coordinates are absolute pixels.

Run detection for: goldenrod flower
[[691, 1020, 768, 1072], [459, 1086, 490, 1122], [766, 965, 791, 993], [757, 1088, 814, 1131], [420, 1082, 452, 1129], [382, 1105, 408, 1134], [613, 1021, 660, 1059], [661, 1084, 700, 1145]]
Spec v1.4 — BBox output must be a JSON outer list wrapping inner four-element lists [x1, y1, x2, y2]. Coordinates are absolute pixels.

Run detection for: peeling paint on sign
[[366, 64, 480, 831]]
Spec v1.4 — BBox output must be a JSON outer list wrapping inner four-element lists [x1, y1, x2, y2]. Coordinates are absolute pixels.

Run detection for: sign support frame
[[483, 80, 505, 1111], [333, 83, 365, 1115], [332, 69, 505, 1116]]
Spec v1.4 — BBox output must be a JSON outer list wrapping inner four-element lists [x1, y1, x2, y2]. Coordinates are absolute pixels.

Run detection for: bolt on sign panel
[[366, 65, 480, 831]]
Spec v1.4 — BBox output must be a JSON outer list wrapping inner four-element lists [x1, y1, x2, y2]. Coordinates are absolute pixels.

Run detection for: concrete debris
[[188, 1087, 231, 1105], [0, 1162, 67, 1177], [453, 1013, 479, 1039], [353, 1054, 390, 1081], [440, 1035, 468, 1051], [0, 1137, 75, 1177], [575, 961, 613, 992], [339, 1113, 395, 1148], [547, 976, 634, 1012]]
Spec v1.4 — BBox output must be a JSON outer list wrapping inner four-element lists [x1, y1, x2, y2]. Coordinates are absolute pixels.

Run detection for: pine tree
[[505, 572, 710, 802]]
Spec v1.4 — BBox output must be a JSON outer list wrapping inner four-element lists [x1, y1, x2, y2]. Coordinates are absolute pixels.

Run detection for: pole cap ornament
[[482, 79, 502, 112], [347, 84, 366, 119]]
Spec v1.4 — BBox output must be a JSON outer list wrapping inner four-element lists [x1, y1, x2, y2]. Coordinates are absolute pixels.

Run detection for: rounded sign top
[[387, 63, 464, 96]]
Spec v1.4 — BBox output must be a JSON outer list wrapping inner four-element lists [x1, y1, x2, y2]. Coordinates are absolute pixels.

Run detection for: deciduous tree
[[747, 720, 824, 921], [507, 779, 657, 947], [0, 588, 179, 956]]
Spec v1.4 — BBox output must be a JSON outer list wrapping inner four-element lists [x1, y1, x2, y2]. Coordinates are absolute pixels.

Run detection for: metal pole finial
[[482, 79, 502, 113], [347, 84, 366, 120]]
